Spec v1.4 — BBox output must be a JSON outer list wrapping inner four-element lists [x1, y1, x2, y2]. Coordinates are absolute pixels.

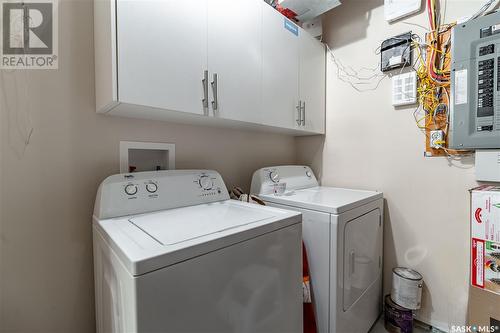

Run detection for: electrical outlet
[[430, 130, 445, 149]]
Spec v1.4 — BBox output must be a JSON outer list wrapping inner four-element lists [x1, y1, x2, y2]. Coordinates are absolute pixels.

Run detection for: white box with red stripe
[[471, 185, 500, 295]]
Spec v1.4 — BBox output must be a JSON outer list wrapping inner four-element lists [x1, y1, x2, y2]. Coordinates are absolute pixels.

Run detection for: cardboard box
[[471, 185, 500, 295], [468, 287, 500, 328]]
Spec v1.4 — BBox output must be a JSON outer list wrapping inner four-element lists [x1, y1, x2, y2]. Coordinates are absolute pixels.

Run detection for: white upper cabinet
[[299, 31, 326, 134], [207, 0, 262, 124], [94, 0, 326, 136], [262, 3, 299, 130], [116, 0, 208, 116]]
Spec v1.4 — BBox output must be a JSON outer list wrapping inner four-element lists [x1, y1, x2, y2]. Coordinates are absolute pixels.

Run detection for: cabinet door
[[117, 0, 208, 115], [262, 4, 299, 130], [207, 0, 262, 123], [299, 32, 326, 134]]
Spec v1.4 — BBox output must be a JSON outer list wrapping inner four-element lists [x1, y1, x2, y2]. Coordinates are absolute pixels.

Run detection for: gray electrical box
[[450, 12, 500, 149]]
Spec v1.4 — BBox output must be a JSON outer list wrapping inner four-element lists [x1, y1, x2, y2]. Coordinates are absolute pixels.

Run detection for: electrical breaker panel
[[450, 12, 500, 149]]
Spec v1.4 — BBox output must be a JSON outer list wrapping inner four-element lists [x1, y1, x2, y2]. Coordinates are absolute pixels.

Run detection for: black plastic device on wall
[[380, 32, 413, 72]]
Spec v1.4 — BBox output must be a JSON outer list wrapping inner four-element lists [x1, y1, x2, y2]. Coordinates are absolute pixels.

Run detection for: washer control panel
[[194, 172, 223, 197], [94, 170, 230, 219], [124, 183, 138, 196], [145, 182, 158, 193], [122, 180, 159, 197]]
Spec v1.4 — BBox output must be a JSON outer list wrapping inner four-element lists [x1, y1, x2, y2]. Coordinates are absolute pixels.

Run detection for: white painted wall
[[297, 0, 483, 330], [0, 0, 296, 331]]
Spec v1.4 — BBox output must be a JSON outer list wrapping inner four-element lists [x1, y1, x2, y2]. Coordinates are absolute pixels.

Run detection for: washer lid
[[130, 203, 275, 245], [261, 186, 383, 214], [94, 200, 301, 276]]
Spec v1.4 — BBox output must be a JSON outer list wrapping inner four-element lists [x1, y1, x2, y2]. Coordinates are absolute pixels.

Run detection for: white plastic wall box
[[476, 150, 500, 182]]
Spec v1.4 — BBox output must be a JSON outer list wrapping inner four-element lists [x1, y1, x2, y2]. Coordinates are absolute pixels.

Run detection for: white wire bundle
[[465, 0, 500, 22], [325, 44, 388, 93]]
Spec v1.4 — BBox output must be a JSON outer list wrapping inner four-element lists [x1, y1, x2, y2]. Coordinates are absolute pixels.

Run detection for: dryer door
[[342, 208, 382, 311]]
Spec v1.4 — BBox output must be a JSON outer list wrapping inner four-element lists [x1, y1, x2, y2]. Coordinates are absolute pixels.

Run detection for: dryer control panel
[[250, 165, 319, 195], [94, 170, 229, 219]]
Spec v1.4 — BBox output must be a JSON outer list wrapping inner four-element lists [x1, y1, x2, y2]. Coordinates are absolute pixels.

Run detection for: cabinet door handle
[[202, 70, 209, 115], [296, 101, 302, 126], [211, 73, 218, 115], [301, 101, 306, 126]]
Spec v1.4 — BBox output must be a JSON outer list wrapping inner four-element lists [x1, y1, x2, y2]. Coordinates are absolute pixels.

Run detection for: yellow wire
[[413, 37, 450, 133]]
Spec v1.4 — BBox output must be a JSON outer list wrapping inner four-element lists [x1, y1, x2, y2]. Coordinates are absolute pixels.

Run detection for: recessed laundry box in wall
[[119, 141, 175, 173]]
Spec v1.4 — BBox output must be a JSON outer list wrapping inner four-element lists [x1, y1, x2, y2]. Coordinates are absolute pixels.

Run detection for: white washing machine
[[93, 170, 303, 333], [251, 165, 384, 333]]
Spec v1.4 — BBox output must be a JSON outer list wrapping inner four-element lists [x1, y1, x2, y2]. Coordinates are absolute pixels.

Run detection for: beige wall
[[0, 0, 296, 331], [296, 0, 484, 330]]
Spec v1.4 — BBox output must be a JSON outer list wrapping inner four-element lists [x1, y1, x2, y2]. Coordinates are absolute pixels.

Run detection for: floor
[[370, 315, 429, 333]]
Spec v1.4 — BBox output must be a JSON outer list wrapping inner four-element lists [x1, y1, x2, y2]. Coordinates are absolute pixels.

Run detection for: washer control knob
[[125, 184, 138, 196], [146, 182, 158, 193], [269, 171, 280, 183], [306, 170, 312, 178], [199, 175, 214, 190]]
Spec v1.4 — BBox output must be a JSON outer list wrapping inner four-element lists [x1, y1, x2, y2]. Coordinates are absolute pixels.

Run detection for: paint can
[[384, 295, 414, 333], [391, 267, 423, 310]]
